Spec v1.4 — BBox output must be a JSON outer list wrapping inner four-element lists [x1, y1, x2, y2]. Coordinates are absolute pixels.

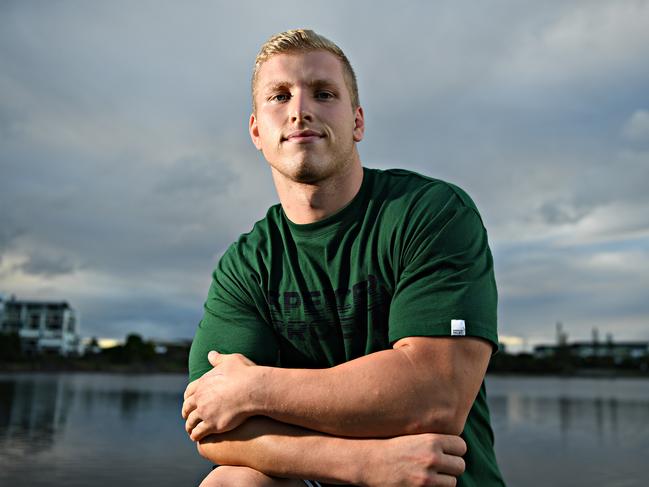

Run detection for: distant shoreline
[[0, 361, 188, 375], [488, 369, 649, 379], [1, 362, 647, 379]]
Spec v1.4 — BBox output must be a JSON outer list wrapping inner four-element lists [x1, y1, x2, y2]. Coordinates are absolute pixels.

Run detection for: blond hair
[[251, 29, 359, 111]]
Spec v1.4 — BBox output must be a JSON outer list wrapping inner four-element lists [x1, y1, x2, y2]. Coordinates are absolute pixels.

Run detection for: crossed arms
[[182, 335, 492, 486]]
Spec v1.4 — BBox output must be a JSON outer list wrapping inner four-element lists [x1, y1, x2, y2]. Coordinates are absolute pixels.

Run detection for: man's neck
[[272, 160, 364, 225]]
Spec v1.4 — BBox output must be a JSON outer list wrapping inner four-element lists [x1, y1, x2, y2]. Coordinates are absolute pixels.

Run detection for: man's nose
[[289, 92, 313, 124]]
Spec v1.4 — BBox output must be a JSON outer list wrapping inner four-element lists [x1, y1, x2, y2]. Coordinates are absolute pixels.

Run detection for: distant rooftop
[[1, 295, 71, 308]]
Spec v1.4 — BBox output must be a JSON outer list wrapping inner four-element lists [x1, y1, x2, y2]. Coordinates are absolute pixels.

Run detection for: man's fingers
[[181, 396, 196, 419], [185, 409, 202, 434], [184, 380, 197, 400], [207, 350, 221, 366], [430, 473, 458, 487], [190, 420, 212, 441], [438, 453, 466, 477], [439, 434, 467, 456]]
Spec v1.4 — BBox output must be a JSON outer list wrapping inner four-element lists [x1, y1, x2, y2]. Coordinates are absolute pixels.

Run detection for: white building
[[0, 295, 82, 356]]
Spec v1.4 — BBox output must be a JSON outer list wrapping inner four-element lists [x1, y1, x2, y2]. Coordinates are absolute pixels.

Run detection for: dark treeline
[[0, 332, 190, 374], [2, 331, 648, 376], [489, 348, 649, 376]]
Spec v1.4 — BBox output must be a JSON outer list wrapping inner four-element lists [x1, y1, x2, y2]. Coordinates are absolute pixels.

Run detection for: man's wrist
[[350, 438, 380, 486], [248, 364, 274, 417]]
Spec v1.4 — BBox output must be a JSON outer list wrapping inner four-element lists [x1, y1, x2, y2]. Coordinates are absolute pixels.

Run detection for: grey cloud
[[0, 225, 23, 253], [538, 201, 591, 226], [622, 110, 649, 142], [572, 149, 649, 215], [19, 254, 77, 277], [155, 156, 238, 195]]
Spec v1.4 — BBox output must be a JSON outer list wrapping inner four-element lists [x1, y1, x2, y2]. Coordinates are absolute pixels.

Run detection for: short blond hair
[[251, 29, 359, 111]]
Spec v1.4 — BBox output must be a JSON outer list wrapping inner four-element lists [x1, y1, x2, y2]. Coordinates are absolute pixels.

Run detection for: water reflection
[[77, 387, 157, 421], [489, 392, 648, 442], [1, 374, 647, 487], [486, 376, 649, 487], [0, 373, 210, 487], [0, 377, 70, 456], [0, 381, 14, 429], [0, 374, 184, 457]]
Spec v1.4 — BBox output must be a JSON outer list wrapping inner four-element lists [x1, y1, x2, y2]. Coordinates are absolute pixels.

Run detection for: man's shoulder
[[366, 167, 481, 215], [218, 203, 283, 268]]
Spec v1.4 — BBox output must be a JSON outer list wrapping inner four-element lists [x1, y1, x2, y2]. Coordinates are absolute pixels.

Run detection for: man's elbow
[[196, 440, 209, 459], [406, 403, 469, 436], [196, 436, 226, 463]]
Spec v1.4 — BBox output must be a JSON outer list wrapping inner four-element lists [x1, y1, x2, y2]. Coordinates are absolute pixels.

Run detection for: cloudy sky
[[1, 0, 648, 350]]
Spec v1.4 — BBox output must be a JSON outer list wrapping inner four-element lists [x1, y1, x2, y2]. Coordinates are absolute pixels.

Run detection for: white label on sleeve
[[451, 320, 466, 336]]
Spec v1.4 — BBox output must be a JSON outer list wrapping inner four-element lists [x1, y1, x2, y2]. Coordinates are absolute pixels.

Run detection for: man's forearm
[[197, 416, 367, 485], [197, 416, 467, 487], [255, 348, 445, 437], [251, 338, 490, 438]]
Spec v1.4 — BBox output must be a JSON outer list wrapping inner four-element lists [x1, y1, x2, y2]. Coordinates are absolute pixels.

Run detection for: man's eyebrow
[[307, 78, 338, 89], [262, 81, 292, 93], [262, 79, 339, 92]]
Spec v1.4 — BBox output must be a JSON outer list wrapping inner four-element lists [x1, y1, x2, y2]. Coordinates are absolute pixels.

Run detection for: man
[[182, 29, 506, 487]]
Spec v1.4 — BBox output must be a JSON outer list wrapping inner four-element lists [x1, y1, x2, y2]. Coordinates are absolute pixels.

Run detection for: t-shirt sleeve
[[188, 247, 280, 382], [388, 190, 498, 350]]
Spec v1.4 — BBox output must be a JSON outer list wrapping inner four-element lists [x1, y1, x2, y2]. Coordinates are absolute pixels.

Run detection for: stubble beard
[[271, 138, 355, 185]]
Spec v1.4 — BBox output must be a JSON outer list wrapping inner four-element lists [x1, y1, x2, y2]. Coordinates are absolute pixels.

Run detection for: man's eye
[[315, 91, 333, 100], [271, 93, 290, 102]]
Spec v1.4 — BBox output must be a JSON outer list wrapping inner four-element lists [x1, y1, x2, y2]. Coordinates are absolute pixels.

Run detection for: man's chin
[[272, 160, 333, 185], [291, 170, 327, 185]]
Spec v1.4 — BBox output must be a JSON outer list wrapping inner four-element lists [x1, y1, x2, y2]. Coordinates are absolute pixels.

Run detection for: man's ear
[[249, 112, 262, 150], [353, 106, 365, 142]]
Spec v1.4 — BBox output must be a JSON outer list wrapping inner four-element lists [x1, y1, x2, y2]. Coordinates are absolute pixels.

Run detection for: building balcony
[[19, 329, 41, 339]]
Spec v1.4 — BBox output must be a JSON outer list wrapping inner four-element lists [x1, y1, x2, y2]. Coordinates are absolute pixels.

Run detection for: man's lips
[[283, 129, 324, 143]]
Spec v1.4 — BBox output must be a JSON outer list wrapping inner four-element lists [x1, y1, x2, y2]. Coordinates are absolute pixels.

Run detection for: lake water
[[0, 373, 647, 487]]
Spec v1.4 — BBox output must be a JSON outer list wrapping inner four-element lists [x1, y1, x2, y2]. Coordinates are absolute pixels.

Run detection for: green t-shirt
[[189, 167, 505, 487]]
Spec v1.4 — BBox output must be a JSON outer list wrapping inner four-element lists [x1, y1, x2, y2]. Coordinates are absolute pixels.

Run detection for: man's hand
[[363, 433, 467, 487], [182, 351, 263, 441]]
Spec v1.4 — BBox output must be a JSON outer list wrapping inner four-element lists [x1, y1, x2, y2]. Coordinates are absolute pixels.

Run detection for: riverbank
[[488, 368, 649, 378], [0, 357, 188, 374], [2, 360, 647, 378]]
